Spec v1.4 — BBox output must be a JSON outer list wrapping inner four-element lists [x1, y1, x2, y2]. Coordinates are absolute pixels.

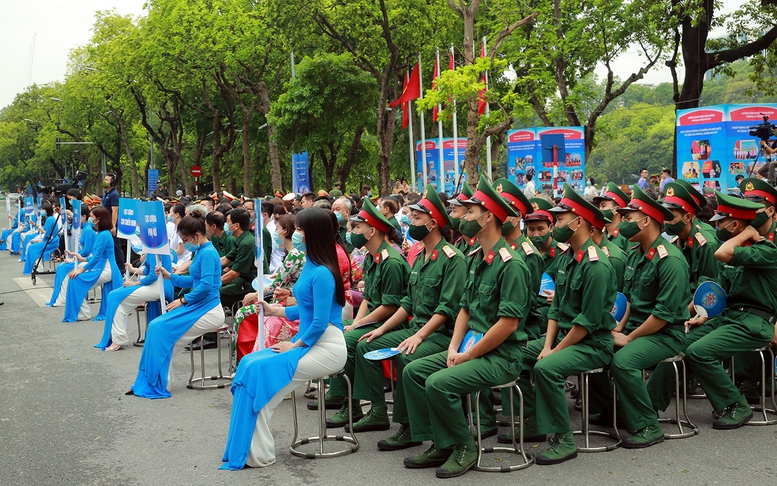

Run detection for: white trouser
[[54, 262, 86, 307], [167, 303, 226, 385], [246, 326, 346, 467], [111, 280, 163, 346], [58, 261, 112, 320]]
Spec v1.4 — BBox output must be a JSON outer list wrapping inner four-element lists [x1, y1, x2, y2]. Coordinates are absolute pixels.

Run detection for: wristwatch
[[180, 297, 187, 305]]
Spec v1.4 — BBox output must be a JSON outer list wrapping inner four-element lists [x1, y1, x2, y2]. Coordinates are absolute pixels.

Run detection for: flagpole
[[418, 53, 428, 190], [483, 36, 492, 180], [451, 44, 460, 191], [408, 99, 416, 191], [435, 48, 445, 194]]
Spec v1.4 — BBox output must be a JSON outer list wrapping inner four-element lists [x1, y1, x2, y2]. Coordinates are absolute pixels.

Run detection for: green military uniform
[[675, 179, 715, 234], [647, 182, 721, 411], [598, 233, 626, 291], [327, 201, 410, 409], [403, 178, 529, 469], [353, 188, 465, 428], [220, 229, 257, 308], [594, 183, 632, 253], [590, 186, 690, 439], [210, 232, 236, 258], [683, 191, 777, 428]]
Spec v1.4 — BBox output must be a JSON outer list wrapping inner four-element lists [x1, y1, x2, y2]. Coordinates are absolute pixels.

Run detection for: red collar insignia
[[687, 237, 694, 248], [550, 247, 556, 258], [647, 248, 656, 260], [485, 251, 495, 264], [510, 242, 517, 251], [431, 249, 438, 261], [575, 250, 584, 263]]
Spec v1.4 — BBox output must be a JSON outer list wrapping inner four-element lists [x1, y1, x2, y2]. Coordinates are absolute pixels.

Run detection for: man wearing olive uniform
[[590, 211, 626, 292], [525, 198, 568, 326], [353, 187, 466, 444], [683, 191, 777, 428], [674, 179, 715, 234], [531, 184, 617, 464], [325, 199, 410, 428], [646, 182, 721, 412], [449, 184, 478, 255], [402, 178, 530, 479], [590, 185, 690, 448], [593, 182, 631, 253]]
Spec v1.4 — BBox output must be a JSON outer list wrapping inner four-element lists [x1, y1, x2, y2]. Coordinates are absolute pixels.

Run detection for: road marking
[[13, 277, 52, 308]]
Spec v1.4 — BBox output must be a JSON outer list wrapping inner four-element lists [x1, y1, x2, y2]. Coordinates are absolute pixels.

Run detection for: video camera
[[749, 115, 776, 142], [53, 170, 89, 196]]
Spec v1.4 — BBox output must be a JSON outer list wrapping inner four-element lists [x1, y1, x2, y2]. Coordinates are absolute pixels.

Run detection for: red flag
[[389, 61, 420, 108], [401, 70, 409, 129], [432, 56, 440, 122], [477, 42, 487, 116]]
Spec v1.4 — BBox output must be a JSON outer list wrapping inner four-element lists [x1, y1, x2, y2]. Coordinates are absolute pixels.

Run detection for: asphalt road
[[1, 211, 777, 485]]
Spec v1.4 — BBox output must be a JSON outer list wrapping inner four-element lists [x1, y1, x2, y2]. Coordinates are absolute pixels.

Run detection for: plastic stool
[[290, 370, 359, 458]]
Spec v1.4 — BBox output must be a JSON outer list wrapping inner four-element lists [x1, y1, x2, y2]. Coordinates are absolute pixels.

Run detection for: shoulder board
[[442, 245, 456, 259], [670, 236, 679, 244], [656, 245, 669, 259], [694, 232, 707, 246], [557, 242, 570, 252], [521, 241, 535, 256], [629, 243, 640, 251], [468, 247, 482, 257], [602, 245, 610, 257], [499, 247, 512, 262], [381, 248, 389, 261], [587, 245, 599, 262]]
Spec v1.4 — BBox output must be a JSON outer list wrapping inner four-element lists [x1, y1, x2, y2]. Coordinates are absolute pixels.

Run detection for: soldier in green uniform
[[205, 211, 236, 258], [674, 179, 715, 234], [735, 178, 777, 401], [646, 182, 721, 411], [590, 185, 690, 448], [402, 178, 530, 479], [351, 187, 466, 444], [683, 191, 777, 428], [220, 208, 258, 310], [495, 178, 543, 339], [448, 184, 477, 255], [593, 182, 631, 253], [524, 199, 568, 324], [324, 199, 410, 428], [590, 212, 626, 291], [528, 184, 617, 464]]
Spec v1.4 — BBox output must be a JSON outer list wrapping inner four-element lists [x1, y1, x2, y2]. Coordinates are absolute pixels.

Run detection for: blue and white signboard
[[138, 200, 169, 255], [292, 152, 310, 194]]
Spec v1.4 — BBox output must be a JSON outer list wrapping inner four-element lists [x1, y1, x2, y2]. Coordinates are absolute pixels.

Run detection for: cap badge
[[666, 187, 674, 197], [746, 182, 755, 192], [496, 183, 503, 193], [532, 202, 539, 210]]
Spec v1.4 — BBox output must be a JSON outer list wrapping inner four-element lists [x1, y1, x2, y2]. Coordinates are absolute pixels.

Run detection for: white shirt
[[523, 180, 536, 199], [265, 219, 284, 273]]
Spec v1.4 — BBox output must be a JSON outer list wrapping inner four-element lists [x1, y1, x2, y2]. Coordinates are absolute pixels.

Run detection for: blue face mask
[[167, 214, 174, 223], [292, 231, 306, 252], [224, 222, 232, 236], [335, 212, 344, 224], [345, 232, 352, 245], [273, 231, 284, 247], [183, 239, 199, 253], [400, 214, 411, 226]]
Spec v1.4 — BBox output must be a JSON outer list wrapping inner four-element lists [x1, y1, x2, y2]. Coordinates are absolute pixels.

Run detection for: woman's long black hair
[[328, 210, 353, 289], [296, 208, 345, 307]]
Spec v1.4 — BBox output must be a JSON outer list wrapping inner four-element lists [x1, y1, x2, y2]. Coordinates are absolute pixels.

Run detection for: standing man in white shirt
[[260, 201, 283, 274]]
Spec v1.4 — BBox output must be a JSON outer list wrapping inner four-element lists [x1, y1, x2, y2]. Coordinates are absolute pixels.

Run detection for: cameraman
[[756, 138, 777, 182]]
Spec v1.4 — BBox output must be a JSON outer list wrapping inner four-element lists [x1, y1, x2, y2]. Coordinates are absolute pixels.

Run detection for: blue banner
[[117, 198, 140, 239], [292, 152, 310, 194], [147, 169, 159, 198], [415, 140, 441, 192], [676, 103, 777, 194], [138, 200, 169, 255], [71, 200, 82, 230], [506, 127, 587, 194]]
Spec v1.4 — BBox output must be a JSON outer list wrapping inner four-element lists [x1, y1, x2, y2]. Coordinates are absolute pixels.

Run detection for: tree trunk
[[268, 125, 282, 192], [241, 115, 252, 196], [338, 126, 365, 188], [115, 115, 139, 196]]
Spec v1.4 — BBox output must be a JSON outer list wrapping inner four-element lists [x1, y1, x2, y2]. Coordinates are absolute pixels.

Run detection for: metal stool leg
[[573, 368, 621, 452], [657, 357, 698, 438], [746, 347, 777, 426], [187, 328, 232, 390], [290, 371, 359, 458]]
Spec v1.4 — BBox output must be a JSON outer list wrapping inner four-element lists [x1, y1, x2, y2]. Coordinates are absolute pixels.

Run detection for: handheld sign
[[363, 348, 402, 361], [138, 200, 170, 312], [611, 292, 628, 322], [71, 199, 82, 254], [60, 196, 68, 255], [5, 196, 10, 223], [117, 198, 141, 281], [693, 281, 727, 318], [539, 272, 555, 295], [458, 329, 483, 354], [24, 196, 34, 219]]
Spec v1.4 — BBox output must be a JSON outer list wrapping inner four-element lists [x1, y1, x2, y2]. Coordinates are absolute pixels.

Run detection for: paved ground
[[1, 206, 777, 485]]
